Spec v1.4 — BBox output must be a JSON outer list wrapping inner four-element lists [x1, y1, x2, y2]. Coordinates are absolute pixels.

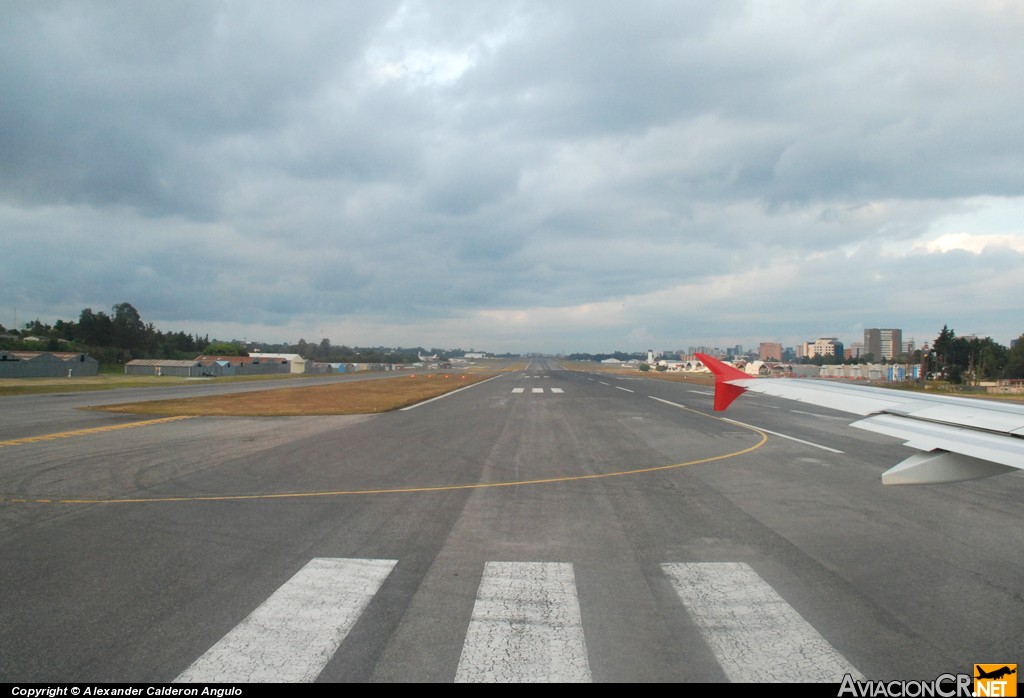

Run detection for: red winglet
[[695, 353, 750, 411]]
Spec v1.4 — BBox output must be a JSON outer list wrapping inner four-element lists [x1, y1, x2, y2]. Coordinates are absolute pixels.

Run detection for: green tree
[[54, 319, 76, 341], [111, 302, 145, 354], [931, 326, 1009, 383], [78, 308, 113, 346], [972, 337, 1008, 381], [933, 325, 956, 372], [24, 318, 52, 337], [1004, 334, 1024, 379], [204, 341, 243, 356]]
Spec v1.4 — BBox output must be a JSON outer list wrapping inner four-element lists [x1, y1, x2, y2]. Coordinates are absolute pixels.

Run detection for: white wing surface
[[695, 353, 1024, 485]]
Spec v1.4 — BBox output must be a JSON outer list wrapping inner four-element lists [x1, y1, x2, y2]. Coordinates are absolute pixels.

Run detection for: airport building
[[125, 355, 295, 377], [248, 352, 307, 373], [124, 359, 207, 377], [0, 351, 99, 378]]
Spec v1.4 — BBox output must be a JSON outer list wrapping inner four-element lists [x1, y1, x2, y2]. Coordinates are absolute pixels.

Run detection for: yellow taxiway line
[[0, 415, 195, 448], [0, 403, 767, 504]]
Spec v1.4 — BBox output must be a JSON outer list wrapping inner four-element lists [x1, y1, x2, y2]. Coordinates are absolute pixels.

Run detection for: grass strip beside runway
[[88, 372, 499, 416]]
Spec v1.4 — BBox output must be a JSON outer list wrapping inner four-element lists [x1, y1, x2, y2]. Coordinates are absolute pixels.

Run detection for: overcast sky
[[3, 1, 1023, 353]]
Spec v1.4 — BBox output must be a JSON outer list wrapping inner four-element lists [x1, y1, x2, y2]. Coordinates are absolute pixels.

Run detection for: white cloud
[[923, 233, 1024, 254]]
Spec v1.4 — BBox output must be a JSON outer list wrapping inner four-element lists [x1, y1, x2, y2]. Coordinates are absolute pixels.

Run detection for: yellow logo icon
[[975, 664, 1017, 697]]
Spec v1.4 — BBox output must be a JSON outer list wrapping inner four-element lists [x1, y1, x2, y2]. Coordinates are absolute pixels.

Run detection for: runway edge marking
[[400, 374, 504, 411]]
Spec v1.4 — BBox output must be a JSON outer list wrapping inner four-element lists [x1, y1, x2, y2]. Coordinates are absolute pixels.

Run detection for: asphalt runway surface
[[0, 359, 1020, 682]]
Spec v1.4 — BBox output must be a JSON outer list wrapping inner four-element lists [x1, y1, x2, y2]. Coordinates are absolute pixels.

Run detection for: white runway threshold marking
[[455, 561, 591, 683], [532, 388, 544, 393], [661, 562, 862, 683], [511, 388, 525, 393], [175, 558, 397, 683], [550, 388, 564, 394]]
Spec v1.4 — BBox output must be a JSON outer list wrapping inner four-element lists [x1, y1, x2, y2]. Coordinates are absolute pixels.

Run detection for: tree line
[[0, 302, 485, 367], [1, 303, 209, 365], [930, 326, 1024, 383], [7, 305, 1017, 381]]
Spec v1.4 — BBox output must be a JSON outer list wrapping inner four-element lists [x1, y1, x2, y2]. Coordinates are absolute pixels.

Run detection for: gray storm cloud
[[2, 0, 1022, 351]]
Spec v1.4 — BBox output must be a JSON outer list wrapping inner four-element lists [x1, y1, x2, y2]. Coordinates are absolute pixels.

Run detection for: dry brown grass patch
[[91, 373, 497, 416]]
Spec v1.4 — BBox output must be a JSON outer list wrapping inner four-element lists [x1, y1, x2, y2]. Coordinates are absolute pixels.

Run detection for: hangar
[[124, 359, 207, 377], [0, 351, 100, 378]]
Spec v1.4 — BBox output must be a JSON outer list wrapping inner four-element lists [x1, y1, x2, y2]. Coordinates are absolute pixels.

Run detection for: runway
[[0, 358, 1020, 682]]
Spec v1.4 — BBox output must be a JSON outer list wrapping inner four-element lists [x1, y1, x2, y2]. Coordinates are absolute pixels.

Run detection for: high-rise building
[[812, 337, 843, 358], [802, 338, 843, 359], [759, 342, 782, 361], [865, 328, 903, 361]]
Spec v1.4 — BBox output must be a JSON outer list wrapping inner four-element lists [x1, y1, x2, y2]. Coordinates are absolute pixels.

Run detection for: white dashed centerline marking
[[175, 558, 397, 683], [661, 563, 862, 683], [790, 409, 847, 421], [511, 388, 525, 394], [720, 418, 844, 453], [551, 388, 564, 394], [455, 562, 591, 683], [615, 386, 634, 393], [650, 397, 842, 454], [532, 388, 544, 394]]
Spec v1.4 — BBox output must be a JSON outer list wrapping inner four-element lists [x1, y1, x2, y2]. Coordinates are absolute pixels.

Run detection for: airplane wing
[[694, 353, 1024, 485]]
